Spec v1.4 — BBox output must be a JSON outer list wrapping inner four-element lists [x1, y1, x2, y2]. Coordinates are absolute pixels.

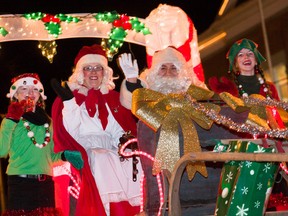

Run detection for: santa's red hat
[[7, 73, 47, 100], [74, 44, 107, 66], [69, 44, 114, 94]]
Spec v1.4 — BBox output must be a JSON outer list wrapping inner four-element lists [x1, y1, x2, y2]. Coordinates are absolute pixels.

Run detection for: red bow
[[74, 89, 108, 130]]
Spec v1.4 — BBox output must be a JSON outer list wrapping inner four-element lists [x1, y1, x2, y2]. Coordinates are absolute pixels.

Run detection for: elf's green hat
[[226, 38, 266, 71]]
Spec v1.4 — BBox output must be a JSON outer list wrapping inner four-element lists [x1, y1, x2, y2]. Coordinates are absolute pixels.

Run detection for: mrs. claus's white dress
[[62, 95, 142, 215]]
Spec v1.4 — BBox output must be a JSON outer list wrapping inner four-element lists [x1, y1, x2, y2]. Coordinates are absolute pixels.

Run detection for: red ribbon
[[74, 89, 108, 130]]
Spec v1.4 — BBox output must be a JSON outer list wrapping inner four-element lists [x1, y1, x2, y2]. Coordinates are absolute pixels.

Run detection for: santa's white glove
[[118, 53, 139, 79]]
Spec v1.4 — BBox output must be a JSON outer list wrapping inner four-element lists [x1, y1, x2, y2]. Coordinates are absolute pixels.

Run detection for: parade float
[[0, 3, 288, 216]]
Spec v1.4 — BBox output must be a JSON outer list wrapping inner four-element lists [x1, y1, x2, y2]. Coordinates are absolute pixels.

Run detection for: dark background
[[0, 0, 248, 212], [0, 0, 245, 115]]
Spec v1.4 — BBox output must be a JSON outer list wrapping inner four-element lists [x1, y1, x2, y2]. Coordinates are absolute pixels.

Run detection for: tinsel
[[242, 96, 288, 111], [185, 94, 288, 139]]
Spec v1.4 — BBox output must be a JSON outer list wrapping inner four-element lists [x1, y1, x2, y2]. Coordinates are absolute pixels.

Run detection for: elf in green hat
[[210, 39, 288, 213], [209, 38, 280, 100]]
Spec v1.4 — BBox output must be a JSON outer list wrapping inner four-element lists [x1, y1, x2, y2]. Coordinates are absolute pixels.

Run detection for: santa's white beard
[[147, 75, 191, 95]]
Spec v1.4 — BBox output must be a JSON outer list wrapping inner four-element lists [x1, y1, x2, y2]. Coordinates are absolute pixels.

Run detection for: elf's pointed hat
[[7, 73, 46, 100], [226, 38, 266, 71]]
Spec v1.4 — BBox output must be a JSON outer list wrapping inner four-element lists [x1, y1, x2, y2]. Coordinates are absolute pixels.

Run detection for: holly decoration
[[23, 12, 81, 38], [0, 27, 8, 37], [95, 11, 151, 60]]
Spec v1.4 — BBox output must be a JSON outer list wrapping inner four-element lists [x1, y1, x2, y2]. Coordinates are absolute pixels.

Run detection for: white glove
[[118, 53, 139, 79]]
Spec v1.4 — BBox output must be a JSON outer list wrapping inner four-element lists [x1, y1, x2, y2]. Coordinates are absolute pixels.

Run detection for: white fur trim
[[140, 47, 187, 82], [140, 47, 207, 91], [120, 80, 132, 110], [7, 77, 47, 100], [76, 54, 108, 69], [119, 79, 147, 110], [68, 54, 115, 94], [152, 47, 186, 69]]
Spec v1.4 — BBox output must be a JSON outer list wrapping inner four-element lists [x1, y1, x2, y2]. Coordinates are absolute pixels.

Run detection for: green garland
[[21, 11, 151, 59], [95, 11, 151, 54], [23, 12, 81, 38]]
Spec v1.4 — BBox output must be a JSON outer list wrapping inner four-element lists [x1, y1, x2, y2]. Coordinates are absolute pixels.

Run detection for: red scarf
[[74, 89, 108, 130]]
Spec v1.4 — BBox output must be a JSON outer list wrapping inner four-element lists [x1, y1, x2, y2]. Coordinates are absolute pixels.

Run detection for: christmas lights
[[23, 12, 81, 38], [95, 11, 150, 60], [119, 138, 164, 216], [38, 41, 57, 63], [59, 164, 81, 199], [0, 12, 150, 61]]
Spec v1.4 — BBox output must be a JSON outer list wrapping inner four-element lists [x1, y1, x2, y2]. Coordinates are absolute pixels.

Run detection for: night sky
[[0, 0, 225, 115]]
